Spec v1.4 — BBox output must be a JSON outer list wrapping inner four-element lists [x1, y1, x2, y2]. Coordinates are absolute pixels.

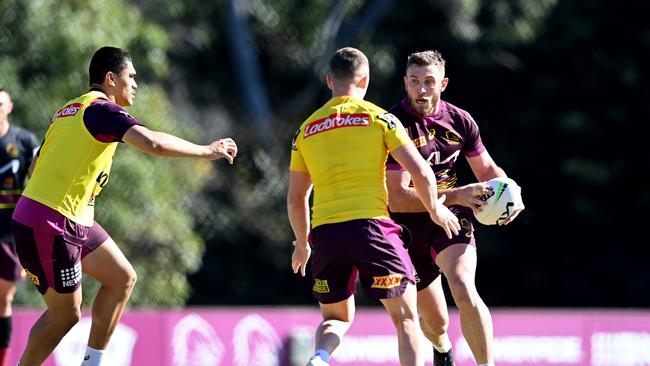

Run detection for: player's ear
[[105, 71, 116, 86], [357, 75, 368, 90], [325, 74, 334, 91], [441, 77, 449, 92]]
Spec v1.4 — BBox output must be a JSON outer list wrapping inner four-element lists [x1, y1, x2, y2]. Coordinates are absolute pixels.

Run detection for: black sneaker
[[433, 348, 455, 366]]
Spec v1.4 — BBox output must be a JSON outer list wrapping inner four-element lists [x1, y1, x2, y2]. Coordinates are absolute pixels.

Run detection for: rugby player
[[0, 87, 39, 366], [386, 50, 524, 366], [11, 46, 237, 366], [288, 47, 460, 366]]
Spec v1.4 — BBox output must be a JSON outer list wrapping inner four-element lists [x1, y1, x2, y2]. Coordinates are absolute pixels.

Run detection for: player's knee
[[420, 316, 448, 338], [387, 306, 418, 327], [322, 311, 354, 324], [124, 268, 137, 291], [53, 307, 81, 331], [112, 266, 137, 294], [447, 275, 478, 308], [390, 315, 419, 334], [117, 272, 137, 298]]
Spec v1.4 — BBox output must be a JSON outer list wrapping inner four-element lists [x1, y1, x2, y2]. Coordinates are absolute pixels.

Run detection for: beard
[[408, 97, 435, 118]]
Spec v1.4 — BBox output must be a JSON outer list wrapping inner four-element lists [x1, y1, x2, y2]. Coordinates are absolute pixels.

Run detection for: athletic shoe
[[307, 356, 329, 366], [434, 348, 455, 366]]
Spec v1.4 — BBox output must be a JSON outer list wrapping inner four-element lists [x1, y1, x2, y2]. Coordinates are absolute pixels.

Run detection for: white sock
[[80, 346, 105, 366], [432, 338, 452, 353]]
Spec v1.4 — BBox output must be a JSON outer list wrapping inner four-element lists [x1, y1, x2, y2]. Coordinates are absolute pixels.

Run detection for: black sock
[[0, 316, 11, 348]]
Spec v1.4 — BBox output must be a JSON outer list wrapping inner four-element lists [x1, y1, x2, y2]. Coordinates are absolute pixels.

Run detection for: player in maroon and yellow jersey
[[11, 47, 237, 366], [288, 47, 460, 366]]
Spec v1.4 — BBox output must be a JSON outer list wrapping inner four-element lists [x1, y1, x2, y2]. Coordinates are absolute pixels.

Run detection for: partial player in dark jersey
[[11, 47, 238, 366], [0, 87, 39, 366], [386, 51, 524, 366]]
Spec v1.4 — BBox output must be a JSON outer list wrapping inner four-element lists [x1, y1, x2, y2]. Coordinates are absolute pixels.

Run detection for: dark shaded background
[[182, 0, 648, 308], [5, 0, 644, 308]]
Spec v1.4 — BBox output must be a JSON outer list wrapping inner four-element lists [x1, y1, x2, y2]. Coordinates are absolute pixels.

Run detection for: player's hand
[[207, 138, 238, 163], [499, 184, 525, 226], [453, 182, 492, 213], [429, 195, 461, 239], [291, 240, 311, 277]]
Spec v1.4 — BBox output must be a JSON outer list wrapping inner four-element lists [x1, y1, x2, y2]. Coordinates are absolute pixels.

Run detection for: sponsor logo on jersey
[[444, 130, 462, 145], [313, 279, 330, 293], [51, 103, 83, 123], [412, 136, 426, 148], [371, 274, 403, 289], [378, 113, 401, 129], [303, 114, 369, 138], [6, 143, 20, 158], [291, 129, 300, 151]]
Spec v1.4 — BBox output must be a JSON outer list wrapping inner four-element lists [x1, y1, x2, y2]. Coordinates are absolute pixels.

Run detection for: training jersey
[[386, 99, 485, 223], [21, 90, 140, 227], [290, 95, 412, 228], [0, 125, 38, 241]]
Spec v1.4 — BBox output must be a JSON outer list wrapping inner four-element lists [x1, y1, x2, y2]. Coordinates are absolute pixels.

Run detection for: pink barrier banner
[[7, 308, 650, 365]]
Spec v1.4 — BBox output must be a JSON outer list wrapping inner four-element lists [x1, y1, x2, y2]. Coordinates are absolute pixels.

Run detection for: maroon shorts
[[392, 205, 476, 291], [0, 239, 24, 282], [11, 219, 109, 294], [308, 218, 415, 304]]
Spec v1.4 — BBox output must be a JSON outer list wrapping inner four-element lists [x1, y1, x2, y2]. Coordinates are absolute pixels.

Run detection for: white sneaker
[[307, 357, 329, 366]]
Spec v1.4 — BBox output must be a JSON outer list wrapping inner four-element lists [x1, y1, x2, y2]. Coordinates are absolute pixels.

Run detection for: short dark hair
[[0, 86, 9, 95], [406, 50, 446, 74], [88, 46, 132, 86], [329, 47, 369, 81]]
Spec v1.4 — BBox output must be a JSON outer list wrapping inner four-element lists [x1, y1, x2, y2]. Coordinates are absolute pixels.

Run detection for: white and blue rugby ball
[[474, 177, 520, 225]]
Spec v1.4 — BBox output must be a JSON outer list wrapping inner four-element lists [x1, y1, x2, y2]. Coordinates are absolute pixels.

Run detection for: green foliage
[[6, 0, 649, 308], [3, 0, 210, 307]]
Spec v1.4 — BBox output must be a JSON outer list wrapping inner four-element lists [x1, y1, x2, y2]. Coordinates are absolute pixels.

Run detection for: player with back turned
[[288, 47, 460, 366], [386, 50, 524, 366]]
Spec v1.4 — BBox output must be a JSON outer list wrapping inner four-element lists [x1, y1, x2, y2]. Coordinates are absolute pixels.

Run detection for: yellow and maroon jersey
[[22, 91, 136, 226], [290, 95, 412, 228]]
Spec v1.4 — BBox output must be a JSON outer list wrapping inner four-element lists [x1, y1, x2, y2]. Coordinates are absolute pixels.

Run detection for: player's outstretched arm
[[122, 125, 238, 162], [391, 143, 460, 239], [287, 171, 313, 277]]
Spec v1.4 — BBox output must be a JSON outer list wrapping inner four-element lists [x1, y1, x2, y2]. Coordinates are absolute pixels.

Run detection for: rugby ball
[[474, 177, 520, 225]]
